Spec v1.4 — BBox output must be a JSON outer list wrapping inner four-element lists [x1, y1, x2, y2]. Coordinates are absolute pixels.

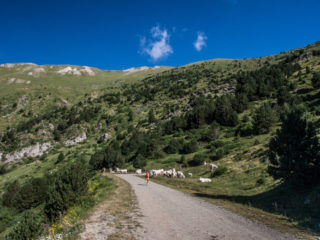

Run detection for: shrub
[[133, 154, 147, 169], [90, 142, 124, 170], [165, 138, 184, 154], [210, 140, 224, 149], [55, 152, 65, 164], [211, 148, 225, 160], [89, 152, 105, 170], [14, 177, 48, 210], [0, 163, 8, 175], [252, 102, 277, 134], [176, 155, 185, 164], [181, 140, 198, 154], [2, 180, 21, 208], [200, 124, 220, 141], [211, 166, 228, 177], [189, 154, 206, 166], [5, 210, 44, 240], [236, 122, 253, 137], [256, 174, 266, 185], [311, 72, 320, 88], [44, 160, 89, 221]]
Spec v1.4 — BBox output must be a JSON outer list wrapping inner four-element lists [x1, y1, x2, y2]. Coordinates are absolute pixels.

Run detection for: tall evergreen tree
[[148, 109, 156, 123], [268, 110, 320, 185], [252, 102, 277, 134], [311, 72, 320, 89]]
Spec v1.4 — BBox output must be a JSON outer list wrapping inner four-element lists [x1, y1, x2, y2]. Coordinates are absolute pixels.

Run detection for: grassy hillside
[[0, 41, 320, 239], [0, 64, 171, 131]]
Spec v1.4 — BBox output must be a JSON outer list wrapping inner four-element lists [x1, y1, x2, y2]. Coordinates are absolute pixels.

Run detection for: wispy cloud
[[140, 25, 173, 61], [194, 32, 207, 51]]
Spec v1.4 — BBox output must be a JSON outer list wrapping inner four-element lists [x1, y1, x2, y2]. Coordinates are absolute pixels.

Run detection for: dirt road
[[118, 174, 303, 240]]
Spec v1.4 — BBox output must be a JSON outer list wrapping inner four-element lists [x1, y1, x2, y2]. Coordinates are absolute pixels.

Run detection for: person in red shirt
[[145, 171, 150, 185]]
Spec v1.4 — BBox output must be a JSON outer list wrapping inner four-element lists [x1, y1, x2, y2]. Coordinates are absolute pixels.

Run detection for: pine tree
[[148, 109, 156, 123], [311, 72, 320, 88], [268, 109, 320, 185], [252, 102, 277, 134]]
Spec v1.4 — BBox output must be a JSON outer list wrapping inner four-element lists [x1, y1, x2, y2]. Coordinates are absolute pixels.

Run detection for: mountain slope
[[0, 41, 320, 239]]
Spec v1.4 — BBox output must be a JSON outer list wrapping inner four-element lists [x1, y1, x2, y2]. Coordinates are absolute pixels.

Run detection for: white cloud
[[140, 26, 173, 61], [194, 32, 207, 52]]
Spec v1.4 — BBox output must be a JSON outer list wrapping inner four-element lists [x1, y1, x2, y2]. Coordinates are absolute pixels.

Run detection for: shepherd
[[145, 171, 150, 185]]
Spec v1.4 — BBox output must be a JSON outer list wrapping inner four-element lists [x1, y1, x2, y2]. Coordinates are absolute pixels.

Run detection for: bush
[[211, 166, 228, 177], [176, 155, 185, 164], [210, 148, 225, 160], [165, 138, 184, 154], [311, 72, 320, 89], [55, 152, 65, 164], [236, 122, 253, 137], [89, 152, 105, 170], [188, 154, 207, 166], [0, 207, 16, 234], [44, 160, 89, 221], [178, 155, 189, 167], [252, 102, 277, 134], [256, 174, 266, 185], [210, 140, 224, 149], [2, 180, 21, 208], [200, 124, 220, 141], [0, 163, 8, 175], [133, 154, 147, 169], [14, 177, 48, 210], [90, 142, 124, 170], [5, 210, 44, 240], [180, 140, 198, 154]]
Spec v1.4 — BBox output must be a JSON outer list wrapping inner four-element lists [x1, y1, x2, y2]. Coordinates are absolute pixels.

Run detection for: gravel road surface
[[118, 174, 303, 240]]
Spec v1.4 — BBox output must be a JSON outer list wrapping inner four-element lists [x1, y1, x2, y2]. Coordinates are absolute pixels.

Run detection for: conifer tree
[[268, 109, 320, 185]]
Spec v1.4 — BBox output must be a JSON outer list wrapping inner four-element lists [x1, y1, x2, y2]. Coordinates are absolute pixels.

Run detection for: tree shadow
[[193, 182, 320, 233], [296, 87, 313, 95]]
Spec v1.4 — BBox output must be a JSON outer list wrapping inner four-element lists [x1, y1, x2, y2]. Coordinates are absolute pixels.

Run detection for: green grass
[[1, 41, 320, 239]]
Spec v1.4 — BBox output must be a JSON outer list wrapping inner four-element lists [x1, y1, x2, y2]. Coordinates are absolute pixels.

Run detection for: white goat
[[209, 163, 218, 172], [116, 168, 127, 174], [177, 171, 185, 179], [199, 177, 212, 183]]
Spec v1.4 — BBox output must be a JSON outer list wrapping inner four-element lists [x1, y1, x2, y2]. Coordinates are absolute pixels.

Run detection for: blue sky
[[1, 0, 320, 70]]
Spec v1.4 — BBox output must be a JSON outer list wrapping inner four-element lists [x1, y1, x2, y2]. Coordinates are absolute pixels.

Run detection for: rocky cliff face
[[63, 132, 87, 146], [3, 142, 52, 163]]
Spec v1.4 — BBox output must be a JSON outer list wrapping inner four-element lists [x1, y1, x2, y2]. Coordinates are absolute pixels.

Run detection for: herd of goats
[[113, 162, 219, 183]]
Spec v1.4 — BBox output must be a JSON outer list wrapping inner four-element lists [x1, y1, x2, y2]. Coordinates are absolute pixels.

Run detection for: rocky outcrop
[[48, 123, 55, 131], [57, 66, 95, 76], [8, 78, 27, 84], [57, 66, 82, 75], [64, 132, 87, 146], [101, 133, 110, 141], [3, 142, 52, 163], [97, 133, 110, 143], [0, 63, 37, 68], [82, 66, 95, 76], [17, 95, 29, 110], [123, 66, 160, 75]]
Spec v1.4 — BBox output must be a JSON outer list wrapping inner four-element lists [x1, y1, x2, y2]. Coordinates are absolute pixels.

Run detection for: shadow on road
[[192, 182, 320, 233]]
